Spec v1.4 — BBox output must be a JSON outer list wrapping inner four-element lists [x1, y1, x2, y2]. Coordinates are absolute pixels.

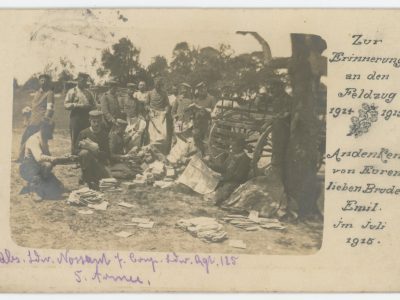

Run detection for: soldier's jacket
[[30, 88, 54, 126], [109, 131, 125, 157], [100, 91, 123, 124], [75, 127, 110, 163], [64, 86, 95, 115], [172, 95, 193, 122], [194, 93, 217, 110]]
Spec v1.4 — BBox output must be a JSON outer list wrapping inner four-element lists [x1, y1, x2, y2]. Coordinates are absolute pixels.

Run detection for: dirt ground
[[10, 89, 323, 255]]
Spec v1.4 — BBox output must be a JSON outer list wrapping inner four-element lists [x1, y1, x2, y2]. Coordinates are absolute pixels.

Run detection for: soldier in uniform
[[19, 120, 67, 201], [124, 82, 138, 120], [75, 110, 111, 190], [267, 77, 292, 182], [133, 80, 148, 104], [194, 81, 217, 112], [108, 119, 136, 179], [207, 136, 251, 206], [100, 80, 124, 131], [64, 72, 96, 154], [146, 77, 173, 154], [171, 83, 193, 133], [18, 74, 54, 161]]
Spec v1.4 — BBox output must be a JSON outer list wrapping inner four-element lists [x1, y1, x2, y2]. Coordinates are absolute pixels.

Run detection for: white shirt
[[133, 91, 148, 103], [25, 132, 52, 163]]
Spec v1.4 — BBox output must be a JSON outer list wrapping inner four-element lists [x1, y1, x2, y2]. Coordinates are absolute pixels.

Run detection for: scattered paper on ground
[[222, 214, 286, 231], [114, 231, 133, 238], [117, 201, 135, 208], [88, 201, 109, 211], [131, 217, 151, 223], [177, 155, 221, 194], [229, 239, 247, 249], [138, 222, 155, 229], [176, 217, 227, 243], [78, 210, 94, 215]]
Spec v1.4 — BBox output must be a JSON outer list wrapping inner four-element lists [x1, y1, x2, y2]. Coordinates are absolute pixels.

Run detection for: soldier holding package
[[75, 110, 111, 190]]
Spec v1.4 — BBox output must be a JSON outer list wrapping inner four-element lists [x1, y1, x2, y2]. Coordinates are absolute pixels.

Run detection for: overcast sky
[[10, 9, 300, 83], [8, 8, 342, 84]]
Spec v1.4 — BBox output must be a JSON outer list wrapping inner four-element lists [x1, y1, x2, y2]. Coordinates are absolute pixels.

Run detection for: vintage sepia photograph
[[9, 9, 326, 255]]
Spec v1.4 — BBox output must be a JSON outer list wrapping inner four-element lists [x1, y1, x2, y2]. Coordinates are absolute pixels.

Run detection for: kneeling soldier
[[75, 110, 111, 190]]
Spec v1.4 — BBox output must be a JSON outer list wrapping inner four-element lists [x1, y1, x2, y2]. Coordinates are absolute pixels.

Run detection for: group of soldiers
[[17, 72, 230, 200], [16, 67, 321, 221]]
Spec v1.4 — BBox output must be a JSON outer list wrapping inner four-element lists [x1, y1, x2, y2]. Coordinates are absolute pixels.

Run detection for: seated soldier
[[75, 110, 111, 190], [125, 101, 148, 152], [19, 120, 67, 201], [108, 119, 136, 179], [206, 136, 251, 206]]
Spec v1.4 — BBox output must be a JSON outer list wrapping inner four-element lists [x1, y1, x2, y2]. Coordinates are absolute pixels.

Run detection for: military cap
[[258, 86, 267, 94], [88, 110, 103, 118], [116, 119, 128, 126], [77, 72, 90, 79], [38, 73, 51, 80], [180, 82, 192, 88], [195, 81, 206, 88], [107, 79, 118, 86]]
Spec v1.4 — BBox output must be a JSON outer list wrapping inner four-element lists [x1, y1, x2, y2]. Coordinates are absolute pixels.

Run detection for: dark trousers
[[19, 157, 65, 200], [78, 150, 110, 188], [70, 114, 90, 154], [271, 117, 291, 181], [214, 182, 240, 206]]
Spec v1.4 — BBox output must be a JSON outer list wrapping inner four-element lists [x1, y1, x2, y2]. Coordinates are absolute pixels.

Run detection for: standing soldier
[[194, 82, 217, 112], [100, 80, 124, 131], [267, 77, 292, 182], [171, 82, 193, 133], [168, 85, 178, 107], [18, 73, 54, 161], [133, 80, 148, 104], [124, 82, 138, 120], [64, 72, 95, 154], [146, 77, 173, 154]]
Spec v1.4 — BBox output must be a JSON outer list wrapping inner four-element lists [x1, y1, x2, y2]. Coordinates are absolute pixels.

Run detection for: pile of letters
[[222, 212, 286, 231], [176, 217, 228, 243], [99, 178, 119, 192], [67, 187, 104, 206]]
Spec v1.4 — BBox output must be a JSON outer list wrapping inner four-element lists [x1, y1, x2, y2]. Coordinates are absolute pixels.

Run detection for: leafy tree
[[169, 42, 194, 85], [147, 55, 168, 78], [100, 37, 141, 84]]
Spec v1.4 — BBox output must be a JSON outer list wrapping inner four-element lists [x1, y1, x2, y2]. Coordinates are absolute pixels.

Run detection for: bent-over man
[[19, 120, 66, 201]]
